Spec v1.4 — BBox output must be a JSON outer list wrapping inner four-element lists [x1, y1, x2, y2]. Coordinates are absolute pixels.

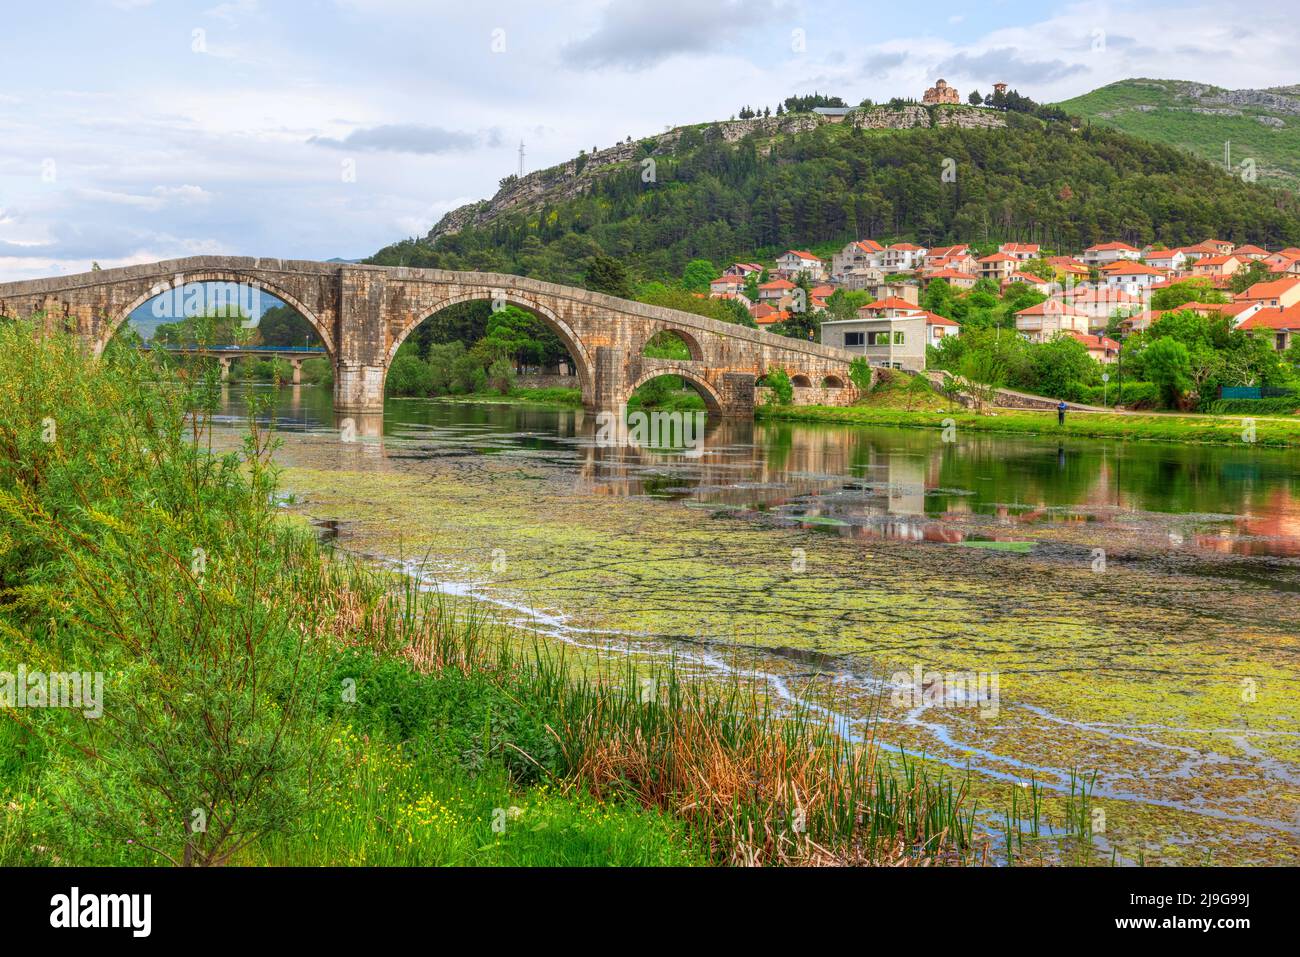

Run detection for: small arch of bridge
[[625, 365, 725, 417], [637, 324, 706, 362]]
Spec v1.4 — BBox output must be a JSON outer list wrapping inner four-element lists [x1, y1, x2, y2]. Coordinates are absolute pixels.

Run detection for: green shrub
[[1078, 381, 1160, 408], [386, 354, 435, 396], [763, 368, 794, 405], [299, 356, 333, 387], [487, 358, 516, 395], [1204, 395, 1300, 415]]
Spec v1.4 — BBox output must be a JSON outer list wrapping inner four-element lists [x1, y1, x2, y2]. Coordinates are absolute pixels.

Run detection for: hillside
[[1059, 78, 1300, 189], [369, 101, 1300, 286]]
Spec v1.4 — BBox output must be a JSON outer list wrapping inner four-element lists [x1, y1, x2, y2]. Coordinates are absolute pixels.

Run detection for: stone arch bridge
[[0, 256, 862, 417]]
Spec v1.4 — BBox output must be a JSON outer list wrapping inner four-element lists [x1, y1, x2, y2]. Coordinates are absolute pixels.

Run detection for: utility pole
[[518, 140, 525, 177]]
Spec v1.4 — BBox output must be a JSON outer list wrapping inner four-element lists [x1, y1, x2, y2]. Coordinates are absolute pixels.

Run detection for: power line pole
[[518, 140, 525, 177]]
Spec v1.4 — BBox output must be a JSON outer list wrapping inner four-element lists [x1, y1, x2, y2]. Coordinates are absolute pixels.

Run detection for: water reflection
[[220, 383, 1300, 560]]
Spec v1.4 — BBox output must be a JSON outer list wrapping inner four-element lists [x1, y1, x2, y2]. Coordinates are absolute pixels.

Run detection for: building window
[[893, 331, 905, 345], [867, 331, 889, 345], [845, 332, 864, 347]]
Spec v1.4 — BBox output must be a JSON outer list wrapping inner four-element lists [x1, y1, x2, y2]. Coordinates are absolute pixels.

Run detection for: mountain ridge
[[1059, 78, 1300, 188]]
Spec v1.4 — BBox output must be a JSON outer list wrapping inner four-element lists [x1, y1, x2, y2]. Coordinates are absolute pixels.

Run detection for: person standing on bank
[[1057, 400, 1067, 426]]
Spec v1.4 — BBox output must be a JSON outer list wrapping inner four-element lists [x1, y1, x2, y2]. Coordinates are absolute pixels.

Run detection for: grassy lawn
[[758, 402, 1300, 447]]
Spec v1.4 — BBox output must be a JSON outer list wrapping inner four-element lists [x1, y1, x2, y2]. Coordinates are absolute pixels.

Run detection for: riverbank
[[758, 402, 1300, 446], [1, 324, 1038, 867]]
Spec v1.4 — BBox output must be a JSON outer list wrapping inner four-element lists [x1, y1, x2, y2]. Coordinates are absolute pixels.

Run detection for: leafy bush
[[0, 322, 331, 866], [1204, 396, 1300, 415], [1078, 381, 1160, 408], [299, 356, 333, 386], [763, 368, 794, 405], [848, 356, 872, 391], [487, 358, 516, 395], [387, 354, 435, 396]]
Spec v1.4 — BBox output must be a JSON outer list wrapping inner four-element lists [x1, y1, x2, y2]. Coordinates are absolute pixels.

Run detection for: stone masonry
[[0, 256, 864, 417]]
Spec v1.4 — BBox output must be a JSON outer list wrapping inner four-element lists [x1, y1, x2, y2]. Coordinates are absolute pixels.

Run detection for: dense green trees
[[371, 121, 1300, 295]]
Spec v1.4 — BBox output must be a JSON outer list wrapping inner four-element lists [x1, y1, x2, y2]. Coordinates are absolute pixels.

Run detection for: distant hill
[[369, 101, 1300, 287], [1059, 78, 1300, 189]]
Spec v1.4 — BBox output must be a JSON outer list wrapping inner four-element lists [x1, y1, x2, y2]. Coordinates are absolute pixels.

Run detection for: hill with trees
[[1058, 78, 1300, 190], [369, 99, 1300, 289]]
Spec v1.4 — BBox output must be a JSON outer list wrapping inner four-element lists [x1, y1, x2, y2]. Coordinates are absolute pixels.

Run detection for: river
[[213, 382, 1300, 865]]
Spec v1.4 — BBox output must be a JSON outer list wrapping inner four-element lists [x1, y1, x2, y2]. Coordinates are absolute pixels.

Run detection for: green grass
[[1, 320, 1104, 867], [757, 402, 1300, 447], [1059, 78, 1300, 189]]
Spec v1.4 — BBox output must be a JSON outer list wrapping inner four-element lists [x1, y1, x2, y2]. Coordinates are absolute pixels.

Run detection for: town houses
[[704, 237, 1300, 374]]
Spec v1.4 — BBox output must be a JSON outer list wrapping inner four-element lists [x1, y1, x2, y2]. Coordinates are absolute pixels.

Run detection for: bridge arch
[[790, 374, 813, 388], [624, 365, 724, 417], [385, 289, 595, 406], [101, 271, 335, 358], [637, 325, 705, 362]]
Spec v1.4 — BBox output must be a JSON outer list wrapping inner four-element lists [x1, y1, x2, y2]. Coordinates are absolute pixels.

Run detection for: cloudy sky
[[1, 0, 1296, 281]]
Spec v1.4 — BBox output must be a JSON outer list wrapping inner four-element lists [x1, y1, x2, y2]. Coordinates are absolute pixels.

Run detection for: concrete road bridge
[[0, 256, 862, 417], [139, 343, 328, 383]]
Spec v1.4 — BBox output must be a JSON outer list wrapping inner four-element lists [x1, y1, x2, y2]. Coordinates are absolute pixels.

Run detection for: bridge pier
[[218, 356, 232, 382], [333, 362, 385, 416], [290, 358, 303, 385]]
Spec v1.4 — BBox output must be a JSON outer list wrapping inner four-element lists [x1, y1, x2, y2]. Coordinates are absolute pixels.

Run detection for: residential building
[[1082, 241, 1141, 266], [724, 261, 765, 278], [1100, 260, 1165, 296], [1240, 305, 1300, 352], [757, 278, 796, 303], [1005, 271, 1055, 294], [999, 242, 1041, 261], [1015, 300, 1091, 342], [1046, 256, 1090, 280], [865, 282, 920, 305], [709, 275, 746, 296], [831, 240, 884, 277], [977, 252, 1018, 282], [838, 267, 886, 290], [1237, 277, 1300, 310], [924, 268, 978, 291], [1191, 254, 1243, 279], [1143, 249, 1188, 273], [880, 243, 927, 273], [822, 306, 957, 371], [1064, 331, 1121, 363], [925, 244, 971, 266], [1233, 244, 1270, 261], [775, 250, 826, 279]]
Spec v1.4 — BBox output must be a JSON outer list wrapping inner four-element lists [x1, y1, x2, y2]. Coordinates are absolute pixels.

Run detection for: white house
[[775, 250, 825, 279], [880, 243, 927, 273], [1082, 242, 1141, 266], [1099, 260, 1164, 296], [999, 242, 1040, 261]]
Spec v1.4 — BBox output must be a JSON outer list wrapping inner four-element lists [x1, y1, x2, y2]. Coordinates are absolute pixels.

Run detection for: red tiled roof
[[1017, 301, 1088, 318], [862, 297, 920, 311], [782, 250, 822, 261], [1086, 241, 1140, 252], [758, 278, 796, 290], [1240, 305, 1300, 330], [979, 252, 1017, 263], [1064, 331, 1120, 350], [924, 312, 960, 327], [1100, 260, 1164, 275], [1238, 278, 1300, 300]]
